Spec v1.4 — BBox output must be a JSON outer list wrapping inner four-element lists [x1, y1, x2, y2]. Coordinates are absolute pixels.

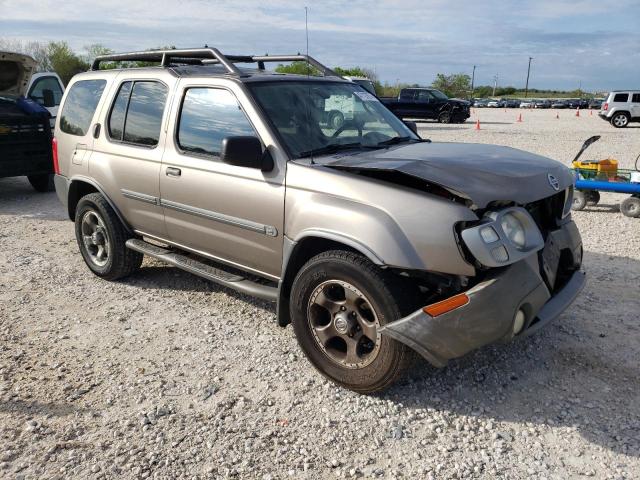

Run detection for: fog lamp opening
[[513, 309, 526, 335]]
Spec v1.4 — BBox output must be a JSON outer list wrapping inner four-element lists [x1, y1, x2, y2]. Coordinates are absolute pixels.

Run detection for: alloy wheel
[[307, 280, 381, 369], [80, 210, 110, 267]]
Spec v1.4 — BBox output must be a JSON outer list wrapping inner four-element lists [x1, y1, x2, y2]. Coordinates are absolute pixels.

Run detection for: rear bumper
[[54, 174, 69, 210], [598, 112, 609, 121], [380, 221, 585, 367]]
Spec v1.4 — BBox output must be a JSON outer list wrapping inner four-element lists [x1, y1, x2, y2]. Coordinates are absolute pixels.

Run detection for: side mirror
[[404, 121, 418, 136], [220, 136, 273, 172], [42, 89, 56, 108]]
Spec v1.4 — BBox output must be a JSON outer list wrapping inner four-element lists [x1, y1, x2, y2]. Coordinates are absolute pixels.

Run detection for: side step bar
[[125, 239, 277, 302]]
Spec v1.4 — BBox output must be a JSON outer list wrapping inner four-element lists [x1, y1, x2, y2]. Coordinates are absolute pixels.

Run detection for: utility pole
[[524, 57, 533, 98], [470, 65, 476, 99], [492, 74, 498, 96]]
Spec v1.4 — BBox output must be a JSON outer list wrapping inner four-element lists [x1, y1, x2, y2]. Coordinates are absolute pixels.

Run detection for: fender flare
[[68, 175, 133, 233]]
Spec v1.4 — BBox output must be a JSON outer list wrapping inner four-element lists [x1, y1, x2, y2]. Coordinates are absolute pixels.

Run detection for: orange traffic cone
[[575, 108, 580, 117], [556, 113, 559, 119], [590, 110, 593, 116], [517, 113, 523, 122], [475, 119, 481, 130]]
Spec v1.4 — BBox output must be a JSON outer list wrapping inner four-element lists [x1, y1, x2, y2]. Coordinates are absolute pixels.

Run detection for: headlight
[[500, 213, 526, 249], [460, 207, 544, 268]]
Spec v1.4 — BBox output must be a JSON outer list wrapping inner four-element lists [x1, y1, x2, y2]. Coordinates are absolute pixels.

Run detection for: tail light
[[603, 103, 608, 111], [52, 137, 60, 174]]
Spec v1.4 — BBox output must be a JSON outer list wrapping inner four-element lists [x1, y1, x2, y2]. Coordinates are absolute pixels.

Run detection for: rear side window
[[613, 93, 629, 102], [60, 79, 106, 136], [632, 93, 640, 103], [107, 81, 167, 147], [177, 88, 257, 158]]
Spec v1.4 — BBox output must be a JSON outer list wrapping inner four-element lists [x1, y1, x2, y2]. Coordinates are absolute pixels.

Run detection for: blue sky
[[1, 0, 638, 91]]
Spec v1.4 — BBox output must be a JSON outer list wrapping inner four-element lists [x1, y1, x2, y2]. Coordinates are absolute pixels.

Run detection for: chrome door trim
[[121, 189, 159, 205], [133, 230, 281, 282], [159, 198, 278, 237]]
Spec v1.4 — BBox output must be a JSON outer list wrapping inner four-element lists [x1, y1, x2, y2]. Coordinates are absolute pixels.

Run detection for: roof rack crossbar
[[91, 49, 339, 77], [91, 48, 243, 75]]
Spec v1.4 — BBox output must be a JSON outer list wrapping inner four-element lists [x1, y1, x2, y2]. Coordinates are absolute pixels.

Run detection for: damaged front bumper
[[380, 221, 586, 367]]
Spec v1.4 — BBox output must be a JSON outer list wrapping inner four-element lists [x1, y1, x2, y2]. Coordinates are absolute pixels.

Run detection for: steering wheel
[[331, 119, 363, 139]]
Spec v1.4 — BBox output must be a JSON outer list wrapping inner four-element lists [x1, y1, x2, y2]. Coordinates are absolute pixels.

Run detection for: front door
[[159, 81, 285, 280]]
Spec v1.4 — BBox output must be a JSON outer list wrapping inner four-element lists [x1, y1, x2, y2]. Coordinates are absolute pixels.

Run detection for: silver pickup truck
[[53, 48, 585, 393]]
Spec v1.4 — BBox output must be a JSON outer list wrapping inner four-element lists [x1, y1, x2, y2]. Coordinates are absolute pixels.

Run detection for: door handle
[[166, 167, 181, 177]]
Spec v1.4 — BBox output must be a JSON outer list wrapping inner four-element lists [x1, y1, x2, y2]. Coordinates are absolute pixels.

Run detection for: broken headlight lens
[[500, 212, 526, 249]]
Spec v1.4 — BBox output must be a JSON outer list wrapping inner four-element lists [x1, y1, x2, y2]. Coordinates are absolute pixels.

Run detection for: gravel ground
[[1, 108, 639, 480]]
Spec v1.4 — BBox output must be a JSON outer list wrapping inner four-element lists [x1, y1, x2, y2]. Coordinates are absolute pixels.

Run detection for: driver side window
[[29, 76, 64, 106]]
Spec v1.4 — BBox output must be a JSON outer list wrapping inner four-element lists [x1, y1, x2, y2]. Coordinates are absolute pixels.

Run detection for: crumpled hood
[[319, 142, 573, 208], [0, 51, 37, 97]]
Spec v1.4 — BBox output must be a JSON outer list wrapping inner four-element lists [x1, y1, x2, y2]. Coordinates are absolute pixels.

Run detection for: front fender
[[285, 164, 478, 276]]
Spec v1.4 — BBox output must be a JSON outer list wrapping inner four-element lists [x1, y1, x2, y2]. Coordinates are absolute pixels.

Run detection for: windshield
[[430, 89, 449, 100], [249, 81, 419, 159]]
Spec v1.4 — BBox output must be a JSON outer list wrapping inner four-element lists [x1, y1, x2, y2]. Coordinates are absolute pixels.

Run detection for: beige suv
[[54, 48, 585, 392]]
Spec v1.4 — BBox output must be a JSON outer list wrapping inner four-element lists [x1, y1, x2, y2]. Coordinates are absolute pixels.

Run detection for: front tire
[[27, 174, 54, 192], [438, 111, 451, 123], [74, 193, 142, 280], [290, 250, 416, 393], [572, 190, 587, 211]]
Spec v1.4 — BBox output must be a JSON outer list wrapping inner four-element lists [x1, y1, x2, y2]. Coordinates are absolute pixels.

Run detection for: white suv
[[599, 90, 640, 128]]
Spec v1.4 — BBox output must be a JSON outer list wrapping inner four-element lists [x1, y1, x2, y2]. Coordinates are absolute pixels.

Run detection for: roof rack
[[91, 48, 339, 77]]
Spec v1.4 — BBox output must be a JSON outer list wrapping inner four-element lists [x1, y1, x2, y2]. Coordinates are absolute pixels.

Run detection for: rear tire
[[27, 174, 54, 192], [572, 190, 587, 211], [74, 193, 142, 280], [290, 250, 417, 393], [610, 112, 629, 128], [620, 196, 640, 218], [328, 111, 345, 129]]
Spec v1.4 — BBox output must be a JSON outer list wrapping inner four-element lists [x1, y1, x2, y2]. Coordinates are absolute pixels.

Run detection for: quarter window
[[177, 88, 257, 158], [632, 93, 640, 103], [60, 79, 106, 136], [613, 93, 629, 102], [107, 81, 167, 147]]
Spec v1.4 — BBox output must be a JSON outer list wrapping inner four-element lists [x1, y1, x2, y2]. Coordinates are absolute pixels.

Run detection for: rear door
[[89, 74, 173, 237], [159, 79, 286, 280]]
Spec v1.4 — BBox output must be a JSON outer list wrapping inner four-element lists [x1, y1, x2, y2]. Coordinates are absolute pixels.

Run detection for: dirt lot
[[1, 108, 639, 479]]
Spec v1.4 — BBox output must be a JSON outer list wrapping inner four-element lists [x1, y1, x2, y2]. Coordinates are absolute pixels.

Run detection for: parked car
[[0, 51, 65, 191], [534, 99, 551, 109], [487, 99, 501, 108], [550, 100, 568, 109], [473, 99, 489, 108], [519, 100, 534, 108], [380, 88, 470, 123], [588, 98, 604, 109], [503, 99, 520, 108], [53, 48, 585, 393], [598, 90, 640, 128]]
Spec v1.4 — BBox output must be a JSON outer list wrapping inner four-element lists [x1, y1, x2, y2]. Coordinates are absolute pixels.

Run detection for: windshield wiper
[[298, 142, 380, 159], [376, 136, 415, 147]]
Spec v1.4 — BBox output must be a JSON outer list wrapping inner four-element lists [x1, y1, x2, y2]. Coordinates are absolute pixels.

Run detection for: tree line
[[1, 39, 591, 99]]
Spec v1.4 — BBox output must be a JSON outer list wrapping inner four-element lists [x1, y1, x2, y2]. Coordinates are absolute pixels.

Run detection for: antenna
[[304, 6, 315, 165]]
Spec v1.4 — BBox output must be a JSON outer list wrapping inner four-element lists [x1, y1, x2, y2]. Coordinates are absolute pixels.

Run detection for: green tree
[[274, 61, 321, 76], [47, 41, 89, 84], [431, 73, 471, 99]]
